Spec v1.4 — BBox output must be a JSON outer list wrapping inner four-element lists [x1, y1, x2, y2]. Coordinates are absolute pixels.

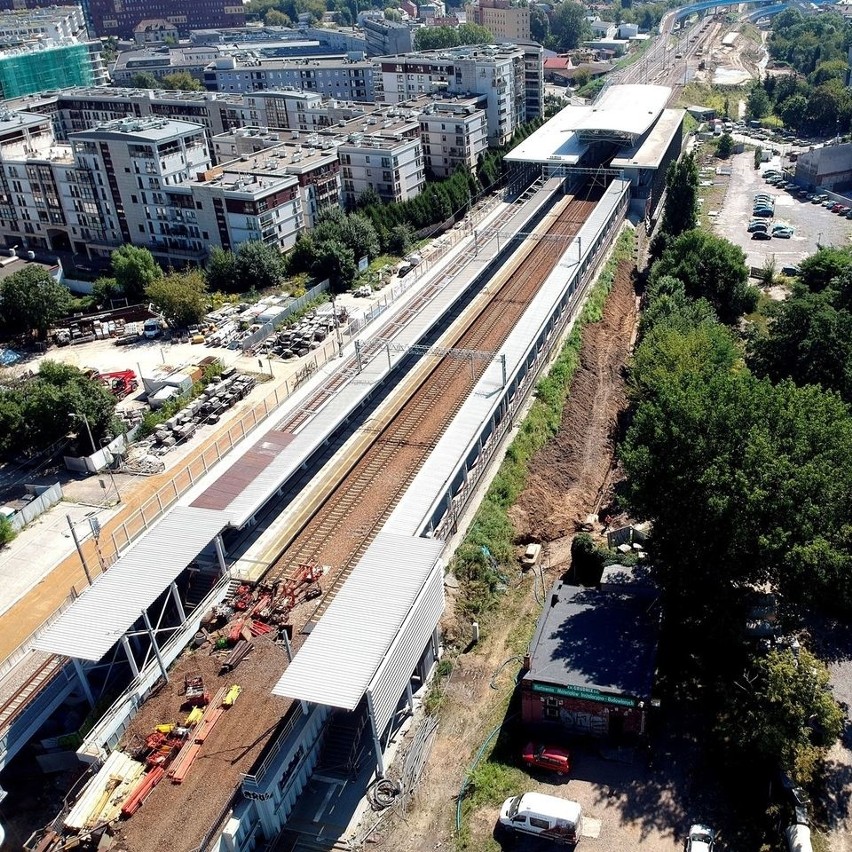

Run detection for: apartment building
[[0, 5, 106, 100], [203, 56, 376, 101], [361, 15, 413, 56], [240, 89, 365, 134], [209, 129, 341, 228], [0, 4, 88, 44], [465, 0, 531, 41], [418, 98, 487, 178], [378, 43, 536, 144], [69, 117, 213, 261], [338, 112, 424, 206]]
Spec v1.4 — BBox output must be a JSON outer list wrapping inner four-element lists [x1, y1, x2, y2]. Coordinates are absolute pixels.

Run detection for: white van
[[499, 792, 583, 845], [143, 318, 162, 339]]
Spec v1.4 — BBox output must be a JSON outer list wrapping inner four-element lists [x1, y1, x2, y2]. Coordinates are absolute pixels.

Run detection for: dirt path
[[372, 259, 639, 851], [511, 261, 638, 554]]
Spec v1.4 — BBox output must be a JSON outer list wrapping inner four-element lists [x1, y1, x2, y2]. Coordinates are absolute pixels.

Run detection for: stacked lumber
[[120, 766, 165, 818], [64, 751, 145, 831]]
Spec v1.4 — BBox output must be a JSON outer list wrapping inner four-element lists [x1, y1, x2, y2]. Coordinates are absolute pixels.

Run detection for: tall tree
[[160, 71, 202, 91], [0, 266, 71, 339], [111, 245, 162, 301], [205, 246, 238, 293], [551, 1, 590, 51], [661, 152, 698, 237], [234, 241, 286, 291]]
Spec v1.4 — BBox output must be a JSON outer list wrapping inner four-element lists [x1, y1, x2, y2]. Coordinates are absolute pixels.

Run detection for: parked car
[[748, 220, 769, 233], [687, 824, 715, 852], [830, 203, 844, 213], [806, 194, 816, 201], [499, 793, 583, 845], [753, 230, 773, 240], [521, 742, 571, 775], [811, 195, 824, 204], [753, 207, 774, 218], [837, 206, 849, 215], [845, 209, 852, 219], [772, 228, 794, 239]]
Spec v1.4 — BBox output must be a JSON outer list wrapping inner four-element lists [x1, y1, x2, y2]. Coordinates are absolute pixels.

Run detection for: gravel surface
[[113, 635, 288, 852]]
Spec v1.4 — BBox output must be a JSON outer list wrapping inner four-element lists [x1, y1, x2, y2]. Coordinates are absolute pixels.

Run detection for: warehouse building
[[522, 565, 660, 739], [795, 141, 852, 193]]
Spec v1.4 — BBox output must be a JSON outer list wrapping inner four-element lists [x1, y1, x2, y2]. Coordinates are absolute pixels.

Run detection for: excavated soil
[[372, 257, 640, 852], [510, 259, 639, 551]]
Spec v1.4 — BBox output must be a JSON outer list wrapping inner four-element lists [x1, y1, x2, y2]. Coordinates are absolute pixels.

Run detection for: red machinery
[[97, 369, 138, 399], [182, 673, 210, 709]]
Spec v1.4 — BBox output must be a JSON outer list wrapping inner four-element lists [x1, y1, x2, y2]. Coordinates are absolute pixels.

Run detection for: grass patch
[[577, 77, 606, 100], [614, 37, 653, 71], [452, 226, 636, 621]]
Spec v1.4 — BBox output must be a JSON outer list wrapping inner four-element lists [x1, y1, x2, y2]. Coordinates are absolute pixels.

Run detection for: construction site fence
[[239, 279, 331, 352], [431, 181, 631, 542], [8, 482, 63, 532]]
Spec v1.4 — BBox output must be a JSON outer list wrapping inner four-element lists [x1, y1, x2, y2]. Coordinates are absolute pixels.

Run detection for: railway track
[[264, 188, 601, 624]]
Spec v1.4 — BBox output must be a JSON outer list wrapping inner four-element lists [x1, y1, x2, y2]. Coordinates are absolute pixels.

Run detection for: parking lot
[[712, 150, 852, 272]]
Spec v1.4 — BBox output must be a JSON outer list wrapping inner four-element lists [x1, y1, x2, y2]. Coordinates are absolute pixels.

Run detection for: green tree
[[0, 515, 15, 547], [457, 22, 493, 44], [0, 266, 71, 340], [92, 276, 120, 309], [530, 6, 550, 44], [797, 246, 852, 292], [388, 223, 414, 255], [718, 648, 843, 784], [205, 246, 238, 293], [0, 361, 117, 456], [265, 8, 290, 24], [130, 72, 160, 89], [234, 240, 286, 291], [145, 269, 209, 327], [716, 132, 734, 158], [414, 26, 460, 50], [750, 288, 852, 403], [311, 239, 357, 292], [660, 151, 698, 237], [551, 1, 590, 51], [747, 84, 772, 119], [777, 94, 808, 130], [160, 71, 202, 91], [111, 245, 162, 301], [753, 145, 763, 169], [651, 230, 757, 323], [340, 214, 380, 262]]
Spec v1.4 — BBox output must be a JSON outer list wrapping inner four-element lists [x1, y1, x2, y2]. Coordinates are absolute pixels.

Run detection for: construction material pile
[[206, 563, 326, 645], [254, 304, 347, 360]]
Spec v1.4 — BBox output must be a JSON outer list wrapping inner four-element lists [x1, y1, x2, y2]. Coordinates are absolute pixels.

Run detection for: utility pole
[[67, 514, 93, 586]]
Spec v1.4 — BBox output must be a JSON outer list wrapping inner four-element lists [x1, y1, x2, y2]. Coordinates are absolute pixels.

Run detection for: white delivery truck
[[143, 317, 163, 339], [499, 792, 583, 845]]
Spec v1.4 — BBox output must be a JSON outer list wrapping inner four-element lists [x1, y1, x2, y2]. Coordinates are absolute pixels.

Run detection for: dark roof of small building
[[524, 579, 660, 701]]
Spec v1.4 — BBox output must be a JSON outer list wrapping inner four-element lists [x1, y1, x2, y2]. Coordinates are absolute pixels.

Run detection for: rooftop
[[506, 84, 672, 163], [524, 578, 660, 701], [611, 107, 685, 170], [75, 116, 206, 140]]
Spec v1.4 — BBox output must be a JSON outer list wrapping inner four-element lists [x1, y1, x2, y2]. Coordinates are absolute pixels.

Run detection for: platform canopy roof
[[35, 506, 228, 662], [273, 532, 444, 713], [506, 84, 672, 165]]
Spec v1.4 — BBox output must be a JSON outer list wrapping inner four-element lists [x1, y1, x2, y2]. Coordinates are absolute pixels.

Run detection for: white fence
[[8, 482, 63, 532]]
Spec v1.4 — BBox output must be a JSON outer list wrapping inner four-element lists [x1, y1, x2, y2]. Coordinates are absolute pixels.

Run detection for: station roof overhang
[[34, 506, 229, 662], [272, 532, 444, 714]]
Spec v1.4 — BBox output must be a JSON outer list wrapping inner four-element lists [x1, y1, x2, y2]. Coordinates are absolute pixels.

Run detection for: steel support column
[[406, 682, 414, 714], [122, 635, 139, 678], [142, 609, 169, 682], [72, 657, 95, 708], [170, 581, 186, 623], [365, 690, 385, 777], [214, 534, 227, 574]]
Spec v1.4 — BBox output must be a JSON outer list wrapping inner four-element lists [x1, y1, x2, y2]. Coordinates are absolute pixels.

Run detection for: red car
[[521, 742, 571, 775]]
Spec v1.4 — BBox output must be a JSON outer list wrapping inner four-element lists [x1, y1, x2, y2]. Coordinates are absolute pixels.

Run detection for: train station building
[[504, 83, 684, 221]]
